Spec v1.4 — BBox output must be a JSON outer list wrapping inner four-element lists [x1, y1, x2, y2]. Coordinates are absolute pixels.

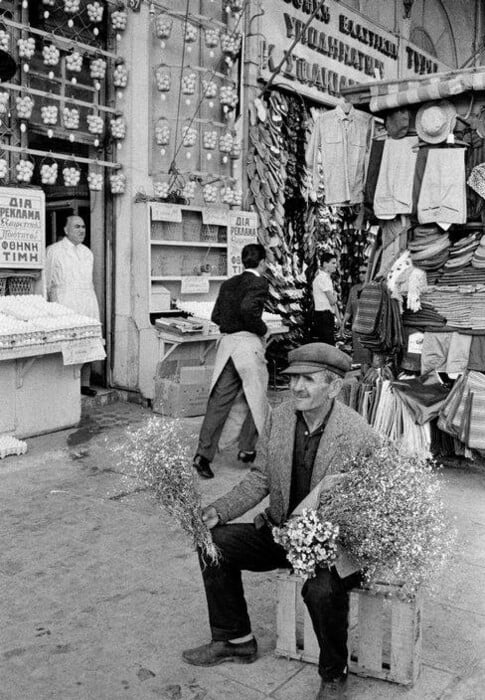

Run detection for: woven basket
[[8, 276, 35, 295]]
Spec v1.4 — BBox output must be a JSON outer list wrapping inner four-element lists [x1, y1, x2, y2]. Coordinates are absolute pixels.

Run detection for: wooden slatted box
[[275, 571, 422, 686]]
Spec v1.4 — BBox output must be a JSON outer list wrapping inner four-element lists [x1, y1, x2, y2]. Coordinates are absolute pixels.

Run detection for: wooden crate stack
[[275, 571, 422, 686]]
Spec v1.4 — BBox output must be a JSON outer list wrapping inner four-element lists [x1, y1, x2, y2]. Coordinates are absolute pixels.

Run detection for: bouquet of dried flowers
[[319, 439, 455, 597], [119, 417, 218, 563], [273, 509, 339, 580]]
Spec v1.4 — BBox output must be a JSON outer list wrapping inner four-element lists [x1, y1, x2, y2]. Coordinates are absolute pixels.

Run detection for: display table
[[0, 295, 105, 438]]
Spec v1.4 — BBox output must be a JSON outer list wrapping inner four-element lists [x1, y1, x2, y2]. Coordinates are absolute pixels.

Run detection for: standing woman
[[312, 252, 340, 346]]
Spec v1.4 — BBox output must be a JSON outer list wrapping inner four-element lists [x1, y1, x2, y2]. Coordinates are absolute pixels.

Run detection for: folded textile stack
[[402, 302, 447, 328], [444, 231, 481, 270], [439, 266, 485, 285], [472, 234, 485, 268], [422, 286, 485, 330], [352, 281, 403, 353], [408, 225, 450, 270]]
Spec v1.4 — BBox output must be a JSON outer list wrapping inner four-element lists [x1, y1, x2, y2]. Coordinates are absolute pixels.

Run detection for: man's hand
[[201, 505, 220, 529]]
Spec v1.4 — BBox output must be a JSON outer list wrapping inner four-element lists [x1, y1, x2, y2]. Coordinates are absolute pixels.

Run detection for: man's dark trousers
[[200, 522, 361, 680], [197, 358, 257, 461]]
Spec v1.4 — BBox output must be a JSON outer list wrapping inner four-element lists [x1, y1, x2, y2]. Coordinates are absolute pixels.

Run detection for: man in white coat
[[45, 215, 100, 396]]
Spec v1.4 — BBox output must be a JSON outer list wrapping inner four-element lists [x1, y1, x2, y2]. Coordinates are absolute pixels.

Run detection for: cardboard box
[[153, 378, 209, 417]]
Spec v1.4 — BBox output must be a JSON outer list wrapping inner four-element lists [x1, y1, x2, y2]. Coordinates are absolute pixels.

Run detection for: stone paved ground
[[1, 398, 485, 699]]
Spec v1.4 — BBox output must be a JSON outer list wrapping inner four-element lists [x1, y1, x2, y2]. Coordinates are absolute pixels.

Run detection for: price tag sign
[[61, 338, 106, 365], [201, 207, 228, 226], [407, 332, 424, 355], [181, 276, 210, 294], [150, 203, 182, 222]]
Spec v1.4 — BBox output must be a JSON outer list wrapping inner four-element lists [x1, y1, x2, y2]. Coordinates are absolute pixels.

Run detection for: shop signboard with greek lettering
[[0, 187, 45, 268], [228, 211, 258, 276]]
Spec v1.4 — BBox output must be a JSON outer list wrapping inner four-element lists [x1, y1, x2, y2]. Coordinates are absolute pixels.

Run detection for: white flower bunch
[[203, 130, 217, 150], [155, 67, 171, 92], [17, 37, 36, 59], [42, 0, 55, 5], [184, 23, 197, 43], [202, 79, 218, 98], [155, 14, 172, 39], [203, 184, 218, 203], [0, 158, 8, 179], [63, 166, 81, 186], [87, 2, 103, 22], [220, 84, 238, 108], [64, 0, 80, 13], [63, 107, 80, 129], [87, 114, 104, 134], [182, 181, 196, 200], [205, 28, 219, 47], [90, 57, 106, 80], [155, 123, 170, 145], [16, 96, 34, 119], [16, 160, 34, 183], [182, 126, 197, 147], [87, 171, 103, 191], [221, 186, 242, 205], [220, 31, 242, 55], [273, 509, 339, 580], [109, 172, 126, 194], [113, 63, 128, 88], [181, 71, 197, 95], [154, 182, 169, 198], [41, 162, 58, 185], [111, 9, 128, 31], [41, 105, 58, 125], [66, 51, 83, 72], [110, 116, 126, 139], [42, 44, 60, 66], [219, 131, 233, 153], [0, 30, 10, 52]]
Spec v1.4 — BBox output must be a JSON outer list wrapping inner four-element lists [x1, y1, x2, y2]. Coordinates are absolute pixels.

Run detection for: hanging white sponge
[[0, 434, 27, 459]]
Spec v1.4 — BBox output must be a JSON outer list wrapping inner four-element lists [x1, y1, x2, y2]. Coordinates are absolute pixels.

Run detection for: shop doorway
[[45, 198, 91, 247]]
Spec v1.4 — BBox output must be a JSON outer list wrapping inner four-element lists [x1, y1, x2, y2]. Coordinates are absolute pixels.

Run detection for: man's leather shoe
[[237, 450, 256, 463], [182, 638, 258, 666], [193, 454, 214, 479], [81, 386, 97, 397], [316, 674, 348, 700]]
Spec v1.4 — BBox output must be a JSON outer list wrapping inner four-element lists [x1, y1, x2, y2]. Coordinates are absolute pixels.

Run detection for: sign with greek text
[[181, 276, 210, 294], [228, 211, 258, 276], [150, 203, 183, 223], [258, 1, 449, 105], [0, 187, 45, 269], [61, 337, 106, 365]]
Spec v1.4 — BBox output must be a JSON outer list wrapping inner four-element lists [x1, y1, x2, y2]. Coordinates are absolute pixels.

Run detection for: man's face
[[358, 268, 366, 283], [65, 217, 86, 245], [323, 257, 337, 274], [290, 371, 339, 412]]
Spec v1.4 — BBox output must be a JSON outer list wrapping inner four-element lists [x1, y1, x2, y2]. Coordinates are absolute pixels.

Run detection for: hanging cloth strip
[[417, 148, 467, 227]]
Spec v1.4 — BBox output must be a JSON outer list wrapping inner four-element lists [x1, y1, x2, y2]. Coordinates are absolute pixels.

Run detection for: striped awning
[[342, 66, 485, 114]]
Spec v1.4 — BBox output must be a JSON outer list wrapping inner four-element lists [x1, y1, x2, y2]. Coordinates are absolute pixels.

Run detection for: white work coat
[[45, 237, 100, 320]]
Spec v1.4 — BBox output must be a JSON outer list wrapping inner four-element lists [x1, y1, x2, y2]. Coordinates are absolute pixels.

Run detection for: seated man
[[183, 343, 377, 700]]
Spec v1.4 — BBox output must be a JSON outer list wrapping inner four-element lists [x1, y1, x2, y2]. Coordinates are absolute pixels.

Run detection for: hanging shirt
[[312, 270, 334, 311], [306, 104, 373, 205], [45, 236, 100, 320]]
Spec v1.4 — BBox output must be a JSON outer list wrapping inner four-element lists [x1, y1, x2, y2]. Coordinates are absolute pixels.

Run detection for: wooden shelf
[[150, 240, 227, 248]]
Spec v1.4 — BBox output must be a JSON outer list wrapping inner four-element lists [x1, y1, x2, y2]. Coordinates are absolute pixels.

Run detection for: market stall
[[0, 294, 104, 437], [339, 65, 485, 459]]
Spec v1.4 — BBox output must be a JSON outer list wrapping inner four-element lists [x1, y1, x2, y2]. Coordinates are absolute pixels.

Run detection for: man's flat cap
[[282, 342, 351, 377]]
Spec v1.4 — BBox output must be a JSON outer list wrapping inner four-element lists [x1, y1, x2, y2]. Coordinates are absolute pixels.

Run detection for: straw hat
[[416, 100, 457, 144]]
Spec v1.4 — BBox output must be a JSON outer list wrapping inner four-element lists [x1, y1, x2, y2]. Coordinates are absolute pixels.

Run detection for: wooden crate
[[275, 571, 422, 686]]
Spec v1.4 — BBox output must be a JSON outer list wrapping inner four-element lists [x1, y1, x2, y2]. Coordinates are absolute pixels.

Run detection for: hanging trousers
[[196, 358, 257, 461], [313, 310, 336, 346], [200, 522, 362, 681]]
